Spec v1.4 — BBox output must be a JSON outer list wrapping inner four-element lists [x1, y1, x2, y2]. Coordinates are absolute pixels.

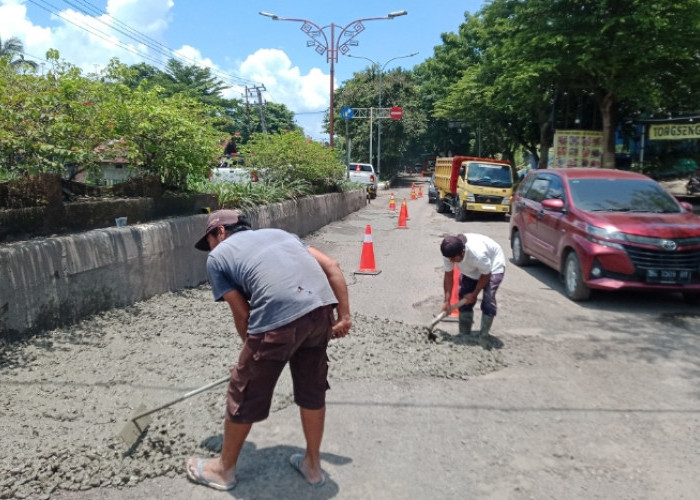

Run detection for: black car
[[428, 173, 437, 203]]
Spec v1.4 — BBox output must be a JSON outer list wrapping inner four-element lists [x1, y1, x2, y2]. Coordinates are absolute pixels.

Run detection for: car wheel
[[436, 200, 447, 213], [511, 231, 531, 266], [563, 252, 591, 301], [682, 292, 700, 305]]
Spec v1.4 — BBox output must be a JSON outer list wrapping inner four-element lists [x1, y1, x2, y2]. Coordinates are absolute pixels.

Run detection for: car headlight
[[585, 224, 625, 250], [465, 192, 475, 202]]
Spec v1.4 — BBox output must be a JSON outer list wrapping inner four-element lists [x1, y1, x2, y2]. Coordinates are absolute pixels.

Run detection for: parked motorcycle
[[687, 173, 700, 195]]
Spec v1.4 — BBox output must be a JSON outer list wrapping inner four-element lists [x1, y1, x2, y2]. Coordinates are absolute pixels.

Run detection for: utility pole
[[243, 87, 252, 136], [246, 85, 268, 133]]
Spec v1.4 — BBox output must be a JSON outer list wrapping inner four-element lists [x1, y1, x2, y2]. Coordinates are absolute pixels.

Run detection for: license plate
[[482, 205, 497, 211], [646, 269, 692, 284]]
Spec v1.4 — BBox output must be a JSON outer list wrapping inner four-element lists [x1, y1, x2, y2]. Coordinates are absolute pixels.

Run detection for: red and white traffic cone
[[450, 265, 461, 317], [397, 199, 409, 228], [355, 224, 381, 275]]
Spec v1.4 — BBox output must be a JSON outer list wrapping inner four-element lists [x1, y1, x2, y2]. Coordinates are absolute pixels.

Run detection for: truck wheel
[[563, 252, 591, 301], [455, 204, 470, 222], [436, 200, 447, 213]]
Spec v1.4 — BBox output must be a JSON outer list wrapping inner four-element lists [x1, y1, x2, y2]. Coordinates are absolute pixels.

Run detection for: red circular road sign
[[389, 106, 403, 120]]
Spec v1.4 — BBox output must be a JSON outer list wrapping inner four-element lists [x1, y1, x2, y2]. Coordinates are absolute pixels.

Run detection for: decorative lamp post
[[348, 52, 418, 177], [259, 10, 407, 149]]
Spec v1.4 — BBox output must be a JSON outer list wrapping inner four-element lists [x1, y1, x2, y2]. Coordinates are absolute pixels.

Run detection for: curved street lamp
[[348, 52, 418, 176], [259, 10, 407, 149]]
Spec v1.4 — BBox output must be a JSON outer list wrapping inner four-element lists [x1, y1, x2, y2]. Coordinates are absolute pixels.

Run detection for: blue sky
[[1, 0, 485, 140]]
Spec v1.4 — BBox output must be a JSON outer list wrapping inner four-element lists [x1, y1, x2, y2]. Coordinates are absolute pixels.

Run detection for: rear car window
[[348, 164, 372, 172]]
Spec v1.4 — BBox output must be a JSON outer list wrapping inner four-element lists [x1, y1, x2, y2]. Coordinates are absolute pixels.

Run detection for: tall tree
[[414, 13, 486, 157], [335, 66, 424, 177], [436, 0, 700, 168], [0, 35, 38, 71]]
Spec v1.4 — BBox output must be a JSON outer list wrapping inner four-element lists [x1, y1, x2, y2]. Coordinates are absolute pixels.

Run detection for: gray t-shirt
[[206, 228, 337, 334]]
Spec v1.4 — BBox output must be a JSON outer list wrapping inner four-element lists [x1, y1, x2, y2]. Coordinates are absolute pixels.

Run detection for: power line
[[70, 0, 258, 86], [26, 0, 175, 72], [25, 0, 260, 88]]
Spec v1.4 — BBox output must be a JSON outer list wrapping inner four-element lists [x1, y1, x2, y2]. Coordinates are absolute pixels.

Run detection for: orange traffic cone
[[398, 199, 409, 228], [450, 264, 461, 317], [389, 193, 396, 211], [410, 183, 417, 200], [418, 185, 423, 198], [355, 224, 381, 275]]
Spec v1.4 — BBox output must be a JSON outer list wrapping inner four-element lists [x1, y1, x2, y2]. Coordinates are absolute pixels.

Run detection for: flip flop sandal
[[186, 458, 238, 491], [289, 453, 327, 487]]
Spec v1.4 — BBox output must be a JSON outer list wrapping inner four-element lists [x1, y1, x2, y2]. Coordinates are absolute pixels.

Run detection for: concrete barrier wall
[[0, 190, 366, 339]]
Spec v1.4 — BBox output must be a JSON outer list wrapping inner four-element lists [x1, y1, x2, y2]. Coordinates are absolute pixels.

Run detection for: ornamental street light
[[259, 10, 407, 149], [348, 51, 418, 177]]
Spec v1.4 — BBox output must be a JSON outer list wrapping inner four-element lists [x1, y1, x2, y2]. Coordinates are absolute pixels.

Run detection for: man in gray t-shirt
[[186, 210, 351, 491]]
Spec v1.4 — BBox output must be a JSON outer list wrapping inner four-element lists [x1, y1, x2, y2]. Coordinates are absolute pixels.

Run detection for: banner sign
[[551, 130, 603, 168], [649, 123, 700, 140]]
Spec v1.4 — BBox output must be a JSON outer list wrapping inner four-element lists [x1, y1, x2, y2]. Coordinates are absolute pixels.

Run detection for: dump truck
[[434, 156, 518, 221]]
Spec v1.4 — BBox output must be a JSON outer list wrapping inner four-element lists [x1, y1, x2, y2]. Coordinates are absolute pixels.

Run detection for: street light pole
[[348, 52, 418, 178], [259, 10, 407, 149]]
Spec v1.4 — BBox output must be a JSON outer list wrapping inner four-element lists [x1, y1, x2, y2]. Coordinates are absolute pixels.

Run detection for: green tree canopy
[[418, 0, 700, 168], [334, 65, 425, 178]]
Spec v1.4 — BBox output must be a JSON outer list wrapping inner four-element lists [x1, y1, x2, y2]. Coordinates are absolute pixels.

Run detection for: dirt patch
[[0, 286, 505, 499]]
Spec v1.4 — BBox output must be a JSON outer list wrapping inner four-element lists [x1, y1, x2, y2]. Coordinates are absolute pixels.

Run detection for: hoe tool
[[119, 375, 229, 447], [426, 297, 469, 341]]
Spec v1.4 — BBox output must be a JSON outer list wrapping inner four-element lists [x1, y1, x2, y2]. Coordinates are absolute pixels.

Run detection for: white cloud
[[239, 49, 328, 113], [0, 0, 329, 139], [0, 2, 52, 53], [106, 0, 173, 36]]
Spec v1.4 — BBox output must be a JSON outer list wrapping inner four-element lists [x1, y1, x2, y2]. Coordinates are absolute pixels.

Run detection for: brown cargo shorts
[[225, 304, 334, 423]]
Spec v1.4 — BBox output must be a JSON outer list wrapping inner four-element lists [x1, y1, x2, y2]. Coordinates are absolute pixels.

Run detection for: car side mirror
[[541, 198, 565, 212], [679, 201, 694, 213]]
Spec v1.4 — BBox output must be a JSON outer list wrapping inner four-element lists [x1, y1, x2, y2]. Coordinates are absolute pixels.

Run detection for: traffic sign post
[[341, 106, 355, 120], [344, 106, 403, 173]]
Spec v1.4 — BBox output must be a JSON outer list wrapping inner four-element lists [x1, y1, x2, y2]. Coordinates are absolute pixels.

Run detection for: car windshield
[[466, 163, 513, 187], [568, 178, 681, 213]]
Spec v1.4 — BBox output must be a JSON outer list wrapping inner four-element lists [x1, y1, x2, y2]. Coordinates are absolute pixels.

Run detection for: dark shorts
[[226, 305, 334, 424]]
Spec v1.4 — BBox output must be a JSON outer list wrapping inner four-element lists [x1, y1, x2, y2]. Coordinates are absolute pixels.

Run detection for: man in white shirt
[[440, 233, 506, 343]]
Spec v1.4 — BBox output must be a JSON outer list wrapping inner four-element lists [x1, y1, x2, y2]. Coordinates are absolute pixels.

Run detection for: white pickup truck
[[347, 162, 377, 199], [209, 154, 260, 184]]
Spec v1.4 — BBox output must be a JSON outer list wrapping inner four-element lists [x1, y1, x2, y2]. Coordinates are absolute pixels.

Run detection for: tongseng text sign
[[649, 123, 700, 140]]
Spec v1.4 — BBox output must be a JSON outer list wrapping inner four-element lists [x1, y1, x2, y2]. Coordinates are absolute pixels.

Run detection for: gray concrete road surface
[[27, 176, 700, 499]]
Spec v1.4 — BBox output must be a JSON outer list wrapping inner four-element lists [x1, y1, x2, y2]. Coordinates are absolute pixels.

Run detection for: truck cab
[[434, 156, 517, 221]]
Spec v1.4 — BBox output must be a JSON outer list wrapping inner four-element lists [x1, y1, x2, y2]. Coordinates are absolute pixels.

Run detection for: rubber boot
[[478, 315, 495, 348], [458, 310, 474, 336], [479, 314, 494, 338]]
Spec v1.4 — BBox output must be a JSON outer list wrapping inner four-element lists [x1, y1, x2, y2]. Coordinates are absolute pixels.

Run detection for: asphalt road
[[51, 176, 700, 500]]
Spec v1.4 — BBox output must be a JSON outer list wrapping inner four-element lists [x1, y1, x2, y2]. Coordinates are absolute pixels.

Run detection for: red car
[[509, 168, 700, 303]]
